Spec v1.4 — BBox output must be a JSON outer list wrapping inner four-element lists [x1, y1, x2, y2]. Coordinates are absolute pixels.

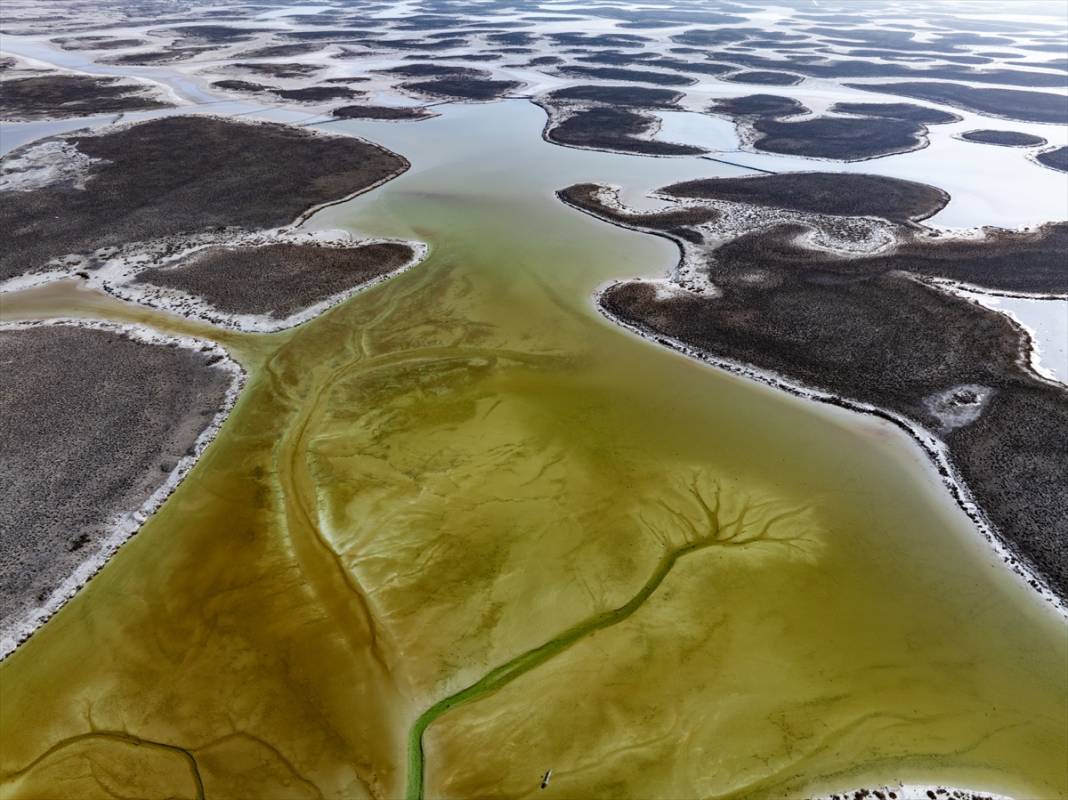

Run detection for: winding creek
[[1, 42, 1066, 800]]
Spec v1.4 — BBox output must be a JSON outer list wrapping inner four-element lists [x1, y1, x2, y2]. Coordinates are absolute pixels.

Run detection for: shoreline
[[592, 283, 1066, 617], [0, 317, 247, 660]]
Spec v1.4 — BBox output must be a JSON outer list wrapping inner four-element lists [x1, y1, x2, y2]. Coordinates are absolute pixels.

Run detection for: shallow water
[[955, 287, 1068, 385], [1, 99, 1065, 800]]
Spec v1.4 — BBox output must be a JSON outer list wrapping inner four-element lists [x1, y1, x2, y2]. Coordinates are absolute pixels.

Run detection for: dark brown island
[[562, 173, 1068, 600]]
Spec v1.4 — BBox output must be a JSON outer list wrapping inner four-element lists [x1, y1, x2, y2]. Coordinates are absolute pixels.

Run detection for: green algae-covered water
[[1, 101, 1065, 800]]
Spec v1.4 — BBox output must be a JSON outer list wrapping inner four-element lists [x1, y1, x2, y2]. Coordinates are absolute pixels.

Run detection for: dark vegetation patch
[[546, 106, 701, 156], [547, 32, 649, 48], [662, 172, 948, 223], [0, 75, 170, 120], [846, 81, 1068, 123], [0, 116, 407, 281], [212, 79, 273, 92], [53, 36, 148, 50], [487, 31, 537, 46], [103, 47, 214, 65], [1035, 146, 1068, 172], [332, 104, 435, 120], [671, 28, 752, 46], [557, 65, 696, 86], [0, 325, 232, 638], [380, 63, 486, 78], [136, 241, 415, 318], [280, 29, 377, 41], [400, 76, 520, 100], [561, 183, 718, 242], [374, 36, 468, 50], [709, 93, 808, 119], [698, 50, 1068, 87], [236, 43, 327, 58], [153, 24, 271, 43], [828, 102, 960, 124], [434, 53, 504, 61], [229, 61, 324, 78], [546, 84, 682, 109], [750, 115, 932, 160], [644, 58, 736, 76], [576, 51, 656, 66], [722, 70, 803, 85], [274, 85, 364, 102], [959, 129, 1048, 147]]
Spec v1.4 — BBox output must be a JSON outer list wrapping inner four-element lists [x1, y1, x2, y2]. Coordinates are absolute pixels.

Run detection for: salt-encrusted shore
[[573, 179, 1068, 615], [594, 282, 1065, 617], [0, 318, 246, 660]]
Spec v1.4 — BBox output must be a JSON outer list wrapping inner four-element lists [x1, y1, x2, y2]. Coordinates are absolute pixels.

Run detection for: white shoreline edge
[[0, 317, 247, 660], [593, 284, 1066, 619]]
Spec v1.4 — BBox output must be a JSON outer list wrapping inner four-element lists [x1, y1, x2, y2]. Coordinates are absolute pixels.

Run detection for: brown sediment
[[564, 179, 1068, 600], [0, 115, 409, 284]]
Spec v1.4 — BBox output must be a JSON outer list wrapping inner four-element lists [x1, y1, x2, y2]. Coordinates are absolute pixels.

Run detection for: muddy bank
[[568, 179, 1068, 599], [0, 115, 408, 284], [0, 322, 241, 657]]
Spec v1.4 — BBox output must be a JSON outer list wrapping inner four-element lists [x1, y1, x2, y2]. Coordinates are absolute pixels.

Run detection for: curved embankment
[[405, 482, 812, 799], [558, 175, 1068, 610]]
